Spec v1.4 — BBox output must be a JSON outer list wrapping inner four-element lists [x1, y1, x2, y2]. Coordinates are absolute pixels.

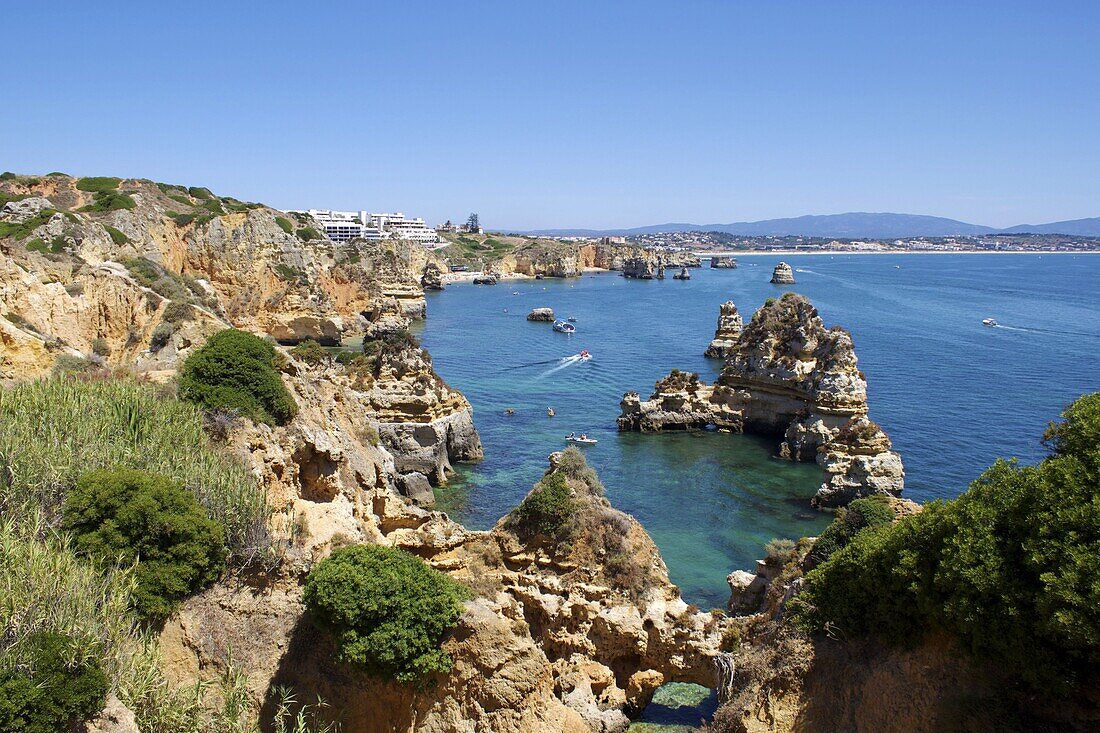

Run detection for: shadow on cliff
[[259, 613, 417, 733]]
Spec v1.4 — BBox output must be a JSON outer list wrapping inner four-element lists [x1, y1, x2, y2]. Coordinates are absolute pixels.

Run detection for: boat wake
[[497, 356, 567, 372], [538, 354, 586, 378], [990, 323, 1100, 339]]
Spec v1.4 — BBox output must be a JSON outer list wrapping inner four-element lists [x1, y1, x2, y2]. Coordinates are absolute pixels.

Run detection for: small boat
[[547, 407, 555, 417], [982, 318, 998, 327], [504, 408, 516, 416], [567, 316, 577, 323], [565, 433, 598, 446], [579, 350, 591, 361], [553, 321, 576, 333]]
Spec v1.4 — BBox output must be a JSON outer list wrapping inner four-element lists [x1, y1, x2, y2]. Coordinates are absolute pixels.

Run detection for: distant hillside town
[[294, 209, 483, 248]]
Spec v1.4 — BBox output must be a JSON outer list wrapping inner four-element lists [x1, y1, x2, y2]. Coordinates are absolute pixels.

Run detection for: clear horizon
[[2, 1, 1097, 230]]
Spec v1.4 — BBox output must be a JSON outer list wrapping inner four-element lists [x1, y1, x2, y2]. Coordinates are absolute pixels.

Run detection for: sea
[[415, 253, 1100, 610]]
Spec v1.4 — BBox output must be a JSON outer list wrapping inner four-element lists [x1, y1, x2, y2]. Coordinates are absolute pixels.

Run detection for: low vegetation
[[0, 208, 57, 240], [178, 329, 298, 426], [290, 339, 329, 365], [63, 469, 227, 621], [0, 378, 269, 559], [104, 224, 130, 244], [303, 545, 468, 684], [76, 176, 121, 193], [805, 494, 895, 567], [513, 471, 575, 537], [275, 216, 294, 234], [296, 226, 321, 242], [121, 256, 209, 305], [0, 630, 109, 733], [792, 392, 1100, 692], [79, 190, 136, 213]]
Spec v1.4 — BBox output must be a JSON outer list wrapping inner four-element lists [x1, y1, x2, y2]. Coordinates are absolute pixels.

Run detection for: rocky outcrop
[[494, 241, 699, 280], [704, 301, 743, 358], [421, 261, 445, 291], [527, 307, 555, 322], [710, 256, 737, 269], [770, 261, 795, 284], [672, 267, 691, 280], [619, 293, 903, 506], [473, 274, 498, 285]]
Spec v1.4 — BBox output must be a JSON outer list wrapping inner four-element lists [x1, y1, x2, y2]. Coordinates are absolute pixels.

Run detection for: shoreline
[[692, 249, 1099, 257]]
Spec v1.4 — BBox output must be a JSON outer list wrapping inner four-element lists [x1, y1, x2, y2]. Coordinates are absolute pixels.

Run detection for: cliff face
[[619, 293, 903, 507], [0, 175, 441, 378], [491, 240, 699, 279], [162, 408, 721, 732]]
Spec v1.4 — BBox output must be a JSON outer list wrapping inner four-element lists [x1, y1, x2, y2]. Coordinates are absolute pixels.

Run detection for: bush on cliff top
[[63, 469, 227, 621], [0, 377, 269, 559], [793, 392, 1100, 692], [303, 545, 468, 684], [513, 471, 575, 537], [178, 329, 298, 426], [806, 494, 895, 567]]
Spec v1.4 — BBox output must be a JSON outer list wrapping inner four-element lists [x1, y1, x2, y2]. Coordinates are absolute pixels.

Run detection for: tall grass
[[0, 378, 269, 560], [0, 512, 335, 732]]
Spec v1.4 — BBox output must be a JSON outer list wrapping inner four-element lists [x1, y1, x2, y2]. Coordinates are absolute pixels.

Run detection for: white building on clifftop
[[302, 209, 440, 246]]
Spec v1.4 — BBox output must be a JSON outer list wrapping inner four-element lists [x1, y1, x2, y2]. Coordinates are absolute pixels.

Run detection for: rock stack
[[619, 292, 904, 507], [527, 307, 555, 322], [421, 261, 444, 291], [672, 267, 691, 280], [703, 300, 743, 358], [710, 255, 737, 269], [770, 261, 795, 284]]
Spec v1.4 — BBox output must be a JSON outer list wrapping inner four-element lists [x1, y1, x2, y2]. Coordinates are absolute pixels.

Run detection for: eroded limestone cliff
[[619, 293, 904, 507]]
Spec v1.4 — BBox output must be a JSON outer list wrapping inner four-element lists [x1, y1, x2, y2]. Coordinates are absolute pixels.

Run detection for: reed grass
[[0, 377, 270, 560]]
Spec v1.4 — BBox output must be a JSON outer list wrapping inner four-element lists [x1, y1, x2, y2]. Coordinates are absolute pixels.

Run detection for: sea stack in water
[[710, 255, 737, 269], [673, 267, 691, 280], [421, 261, 444, 291], [703, 300, 743, 358], [527, 307, 555, 322], [770, 262, 795, 284], [619, 292, 903, 507]]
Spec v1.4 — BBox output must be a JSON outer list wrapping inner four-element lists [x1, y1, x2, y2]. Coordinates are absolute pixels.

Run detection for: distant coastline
[[693, 249, 1100, 257]]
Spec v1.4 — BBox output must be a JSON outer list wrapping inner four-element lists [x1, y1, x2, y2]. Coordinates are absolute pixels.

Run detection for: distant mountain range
[[519, 212, 1100, 238]]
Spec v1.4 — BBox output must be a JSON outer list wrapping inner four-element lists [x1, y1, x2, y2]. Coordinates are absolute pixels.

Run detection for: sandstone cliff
[[618, 293, 903, 507]]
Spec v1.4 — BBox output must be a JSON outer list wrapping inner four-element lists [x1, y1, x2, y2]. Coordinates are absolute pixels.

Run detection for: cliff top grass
[[0, 377, 270, 560]]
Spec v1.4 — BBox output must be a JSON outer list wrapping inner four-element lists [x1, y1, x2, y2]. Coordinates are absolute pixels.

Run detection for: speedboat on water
[[579, 350, 591, 361], [553, 321, 576, 333], [983, 318, 998, 327], [565, 432, 598, 446]]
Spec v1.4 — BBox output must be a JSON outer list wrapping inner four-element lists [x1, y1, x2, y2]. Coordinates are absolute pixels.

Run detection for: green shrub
[[763, 538, 797, 566], [807, 494, 895, 566], [554, 446, 604, 494], [275, 216, 294, 234], [0, 378, 269, 559], [47, 172, 68, 177], [173, 213, 195, 227], [296, 226, 322, 241], [793, 393, 1100, 692], [25, 237, 48, 253], [514, 472, 575, 536], [0, 631, 109, 733], [149, 322, 175, 352], [178, 329, 297, 426], [303, 545, 468, 684], [104, 224, 129, 244], [162, 301, 195, 325], [90, 337, 111, 357], [273, 263, 304, 281], [201, 199, 225, 216], [187, 186, 213, 200], [62, 469, 226, 620], [52, 354, 98, 376], [290, 339, 329, 365], [0, 208, 57, 240], [76, 176, 121, 193], [79, 190, 136, 213], [0, 171, 15, 180]]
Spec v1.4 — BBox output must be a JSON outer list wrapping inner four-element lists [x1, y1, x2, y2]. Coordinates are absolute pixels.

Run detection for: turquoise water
[[419, 254, 1100, 608]]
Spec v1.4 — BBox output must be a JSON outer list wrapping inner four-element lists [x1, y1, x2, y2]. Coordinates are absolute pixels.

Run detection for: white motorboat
[[982, 318, 998, 327], [553, 321, 576, 333], [565, 433, 597, 445]]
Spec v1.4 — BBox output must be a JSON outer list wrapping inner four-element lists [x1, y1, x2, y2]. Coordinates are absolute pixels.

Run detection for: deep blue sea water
[[417, 254, 1100, 608]]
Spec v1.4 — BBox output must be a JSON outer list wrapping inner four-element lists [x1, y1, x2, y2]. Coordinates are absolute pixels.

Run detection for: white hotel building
[[304, 209, 441, 246]]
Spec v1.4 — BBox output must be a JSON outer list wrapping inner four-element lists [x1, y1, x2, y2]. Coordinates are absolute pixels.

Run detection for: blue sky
[[2, 1, 1097, 229]]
